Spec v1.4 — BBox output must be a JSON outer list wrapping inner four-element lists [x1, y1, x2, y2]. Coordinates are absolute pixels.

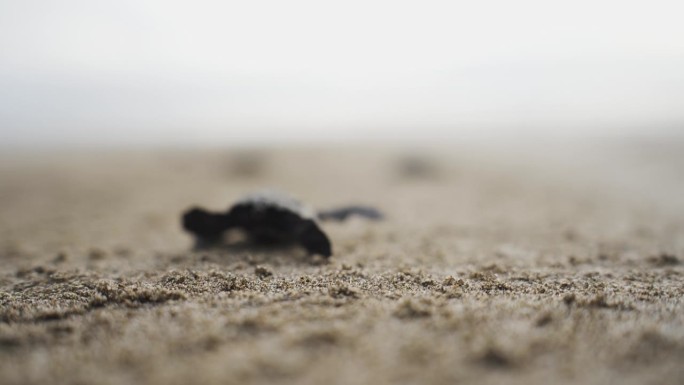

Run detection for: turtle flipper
[[297, 219, 332, 257], [317, 206, 383, 222]]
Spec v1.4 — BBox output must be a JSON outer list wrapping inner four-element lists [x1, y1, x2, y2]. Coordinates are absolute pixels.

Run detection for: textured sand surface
[[0, 141, 683, 385]]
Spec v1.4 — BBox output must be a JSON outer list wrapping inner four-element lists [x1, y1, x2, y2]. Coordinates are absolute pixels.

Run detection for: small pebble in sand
[[53, 252, 68, 264], [88, 248, 107, 260], [648, 253, 680, 266], [396, 155, 440, 179], [254, 265, 273, 278]]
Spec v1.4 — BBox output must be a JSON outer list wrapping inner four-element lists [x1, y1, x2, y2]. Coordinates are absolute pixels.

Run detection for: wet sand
[[0, 140, 682, 384]]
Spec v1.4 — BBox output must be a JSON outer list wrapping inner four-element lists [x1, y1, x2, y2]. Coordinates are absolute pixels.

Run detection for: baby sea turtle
[[182, 191, 382, 257]]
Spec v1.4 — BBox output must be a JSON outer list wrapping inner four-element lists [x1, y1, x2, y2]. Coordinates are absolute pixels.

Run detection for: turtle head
[[182, 207, 230, 246]]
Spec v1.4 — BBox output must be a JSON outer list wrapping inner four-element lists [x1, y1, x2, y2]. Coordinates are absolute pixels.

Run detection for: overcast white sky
[[1, 0, 683, 146]]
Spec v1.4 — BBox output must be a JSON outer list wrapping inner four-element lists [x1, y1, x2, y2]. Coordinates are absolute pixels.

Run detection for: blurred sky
[[1, 0, 683, 146]]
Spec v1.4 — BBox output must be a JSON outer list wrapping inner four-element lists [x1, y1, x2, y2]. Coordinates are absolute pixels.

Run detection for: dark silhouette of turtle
[[182, 191, 382, 257]]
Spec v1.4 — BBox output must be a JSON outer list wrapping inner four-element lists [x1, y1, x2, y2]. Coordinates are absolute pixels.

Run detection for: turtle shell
[[232, 190, 317, 220]]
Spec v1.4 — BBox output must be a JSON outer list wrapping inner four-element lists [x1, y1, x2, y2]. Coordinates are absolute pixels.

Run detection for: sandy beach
[[0, 140, 682, 385]]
